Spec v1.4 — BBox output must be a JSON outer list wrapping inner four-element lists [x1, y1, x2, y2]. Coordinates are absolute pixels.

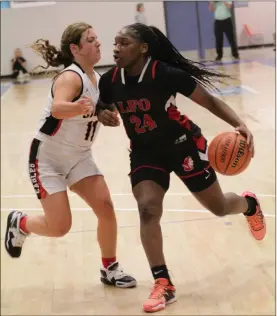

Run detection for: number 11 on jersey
[[85, 121, 98, 141]]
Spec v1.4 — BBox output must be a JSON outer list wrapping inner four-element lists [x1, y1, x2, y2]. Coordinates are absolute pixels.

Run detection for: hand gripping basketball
[[235, 125, 254, 157], [208, 128, 253, 176]]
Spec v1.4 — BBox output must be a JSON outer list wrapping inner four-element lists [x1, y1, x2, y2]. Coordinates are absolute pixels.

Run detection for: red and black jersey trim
[[112, 67, 119, 83], [167, 103, 206, 153], [39, 115, 63, 136], [151, 60, 158, 79], [111, 60, 158, 84]]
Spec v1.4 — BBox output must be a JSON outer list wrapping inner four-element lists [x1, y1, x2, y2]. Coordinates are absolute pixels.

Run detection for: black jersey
[[99, 58, 201, 148]]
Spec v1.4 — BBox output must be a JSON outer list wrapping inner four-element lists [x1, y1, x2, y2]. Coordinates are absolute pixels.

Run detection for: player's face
[[72, 28, 101, 65], [113, 28, 147, 69]]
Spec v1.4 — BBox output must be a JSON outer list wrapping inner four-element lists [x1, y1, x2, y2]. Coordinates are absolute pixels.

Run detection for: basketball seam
[[235, 146, 251, 174], [224, 133, 238, 174], [213, 136, 222, 172]]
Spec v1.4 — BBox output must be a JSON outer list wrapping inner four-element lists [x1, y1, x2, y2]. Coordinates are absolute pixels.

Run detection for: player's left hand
[[235, 125, 255, 157], [98, 109, 120, 127]]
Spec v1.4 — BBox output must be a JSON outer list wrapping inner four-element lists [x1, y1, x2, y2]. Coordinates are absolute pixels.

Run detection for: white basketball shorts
[[28, 138, 102, 199]]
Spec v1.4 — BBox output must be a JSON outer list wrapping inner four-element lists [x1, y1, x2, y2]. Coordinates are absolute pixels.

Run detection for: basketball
[[208, 132, 252, 176]]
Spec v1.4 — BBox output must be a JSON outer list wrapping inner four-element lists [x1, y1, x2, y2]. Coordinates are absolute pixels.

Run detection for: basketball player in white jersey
[[4, 22, 136, 289]]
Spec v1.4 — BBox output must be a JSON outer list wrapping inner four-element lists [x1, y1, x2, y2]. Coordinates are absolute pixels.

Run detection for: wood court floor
[[1, 49, 275, 315]]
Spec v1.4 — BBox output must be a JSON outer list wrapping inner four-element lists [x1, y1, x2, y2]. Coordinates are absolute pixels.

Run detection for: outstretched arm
[[189, 83, 254, 156], [165, 65, 254, 156]]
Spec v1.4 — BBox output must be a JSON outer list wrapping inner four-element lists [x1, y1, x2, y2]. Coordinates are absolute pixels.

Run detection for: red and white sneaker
[[143, 278, 176, 313], [242, 191, 266, 240], [5, 210, 29, 258]]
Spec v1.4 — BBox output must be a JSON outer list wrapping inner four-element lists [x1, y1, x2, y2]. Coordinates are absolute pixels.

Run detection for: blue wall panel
[[164, 1, 199, 52]]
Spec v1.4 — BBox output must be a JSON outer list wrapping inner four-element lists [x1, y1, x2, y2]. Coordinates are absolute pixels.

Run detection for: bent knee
[[102, 198, 114, 211], [137, 196, 163, 224], [94, 198, 116, 220], [207, 202, 227, 217], [50, 225, 71, 237]]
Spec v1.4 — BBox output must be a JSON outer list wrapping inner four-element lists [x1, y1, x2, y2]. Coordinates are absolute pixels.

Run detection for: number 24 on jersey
[[130, 114, 157, 134]]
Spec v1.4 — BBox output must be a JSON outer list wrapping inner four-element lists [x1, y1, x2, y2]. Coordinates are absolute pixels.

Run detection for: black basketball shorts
[[129, 134, 217, 193]]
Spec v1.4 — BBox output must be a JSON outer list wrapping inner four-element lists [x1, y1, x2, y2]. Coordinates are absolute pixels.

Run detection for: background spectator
[[209, 1, 239, 61], [135, 3, 147, 25]]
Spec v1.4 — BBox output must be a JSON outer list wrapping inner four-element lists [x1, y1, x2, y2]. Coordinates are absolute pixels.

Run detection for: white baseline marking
[[1, 82, 14, 100], [240, 85, 260, 95], [1, 87, 13, 101], [1, 193, 275, 199], [1, 131, 34, 137], [0, 207, 275, 218], [1, 133, 217, 138]]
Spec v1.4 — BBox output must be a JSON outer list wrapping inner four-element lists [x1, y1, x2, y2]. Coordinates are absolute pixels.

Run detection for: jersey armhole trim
[[51, 70, 84, 102]]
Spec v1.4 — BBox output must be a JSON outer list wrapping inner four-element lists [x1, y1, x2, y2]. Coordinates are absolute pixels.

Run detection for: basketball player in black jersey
[[96, 23, 266, 313]]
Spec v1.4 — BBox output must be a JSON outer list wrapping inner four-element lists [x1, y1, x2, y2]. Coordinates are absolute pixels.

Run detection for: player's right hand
[[76, 96, 95, 115], [98, 109, 120, 127]]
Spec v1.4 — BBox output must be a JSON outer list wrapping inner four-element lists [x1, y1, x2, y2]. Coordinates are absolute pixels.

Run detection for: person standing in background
[[135, 3, 147, 25], [209, 1, 239, 61]]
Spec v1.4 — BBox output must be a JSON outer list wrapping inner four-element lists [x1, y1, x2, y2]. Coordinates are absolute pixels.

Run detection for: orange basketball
[[208, 131, 252, 176]]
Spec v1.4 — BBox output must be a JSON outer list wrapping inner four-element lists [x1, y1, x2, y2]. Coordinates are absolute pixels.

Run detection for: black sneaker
[[5, 210, 28, 258], [100, 261, 137, 288]]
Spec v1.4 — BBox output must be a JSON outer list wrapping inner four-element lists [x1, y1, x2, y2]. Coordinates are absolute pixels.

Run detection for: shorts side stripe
[[178, 164, 212, 179], [29, 139, 47, 199], [131, 165, 168, 175]]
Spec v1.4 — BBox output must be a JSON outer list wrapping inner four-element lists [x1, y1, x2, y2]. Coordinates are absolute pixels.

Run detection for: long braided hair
[[124, 23, 230, 91]]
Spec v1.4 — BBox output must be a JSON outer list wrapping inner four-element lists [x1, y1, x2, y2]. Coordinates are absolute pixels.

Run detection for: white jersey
[[35, 62, 101, 150]]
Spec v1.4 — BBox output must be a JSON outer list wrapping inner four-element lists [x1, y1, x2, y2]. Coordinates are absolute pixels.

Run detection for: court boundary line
[[0, 207, 274, 218], [1, 193, 275, 199], [0, 217, 220, 240], [1, 84, 13, 100], [205, 58, 275, 69]]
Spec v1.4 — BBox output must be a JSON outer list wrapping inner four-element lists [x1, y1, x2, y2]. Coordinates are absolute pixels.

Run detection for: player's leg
[[133, 180, 167, 268], [130, 149, 176, 312], [223, 18, 239, 58], [68, 153, 136, 288], [214, 19, 224, 60], [173, 135, 266, 240], [5, 139, 72, 258], [192, 180, 266, 240]]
